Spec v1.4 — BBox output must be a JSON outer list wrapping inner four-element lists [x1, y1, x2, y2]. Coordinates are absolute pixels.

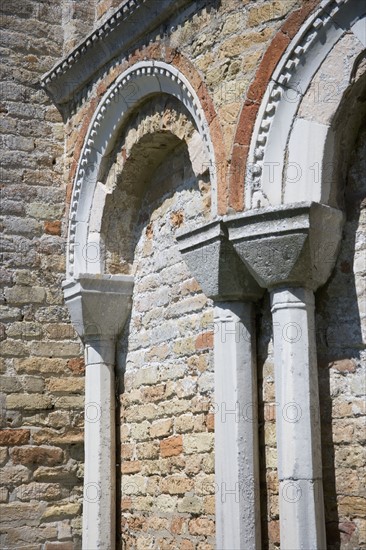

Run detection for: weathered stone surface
[[42, 502, 81, 521], [0, 464, 32, 485], [11, 446, 64, 466], [32, 428, 84, 446], [0, 502, 46, 526], [177, 220, 263, 301], [160, 476, 194, 495], [14, 357, 68, 375], [183, 434, 214, 455], [0, 3, 84, 545], [226, 203, 344, 290], [6, 394, 53, 410], [150, 419, 173, 439], [248, 0, 297, 27], [0, 429, 30, 446], [4, 286, 46, 304], [14, 482, 62, 501], [0, 447, 8, 466]]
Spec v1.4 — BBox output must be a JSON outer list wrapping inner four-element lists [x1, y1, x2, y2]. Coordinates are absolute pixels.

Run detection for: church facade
[[1, 0, 365, 548]]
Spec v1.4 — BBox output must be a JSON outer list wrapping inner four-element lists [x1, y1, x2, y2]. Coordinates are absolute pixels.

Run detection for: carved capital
[[62, 274, 134, 342], [177, 220, 263, 301], [226, 202, 344, 291]]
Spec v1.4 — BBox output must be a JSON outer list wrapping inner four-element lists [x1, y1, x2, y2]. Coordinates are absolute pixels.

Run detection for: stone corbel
[[63, 274, 134, 550], [226, 202, 344, 550], [177, 220, 263, 550]]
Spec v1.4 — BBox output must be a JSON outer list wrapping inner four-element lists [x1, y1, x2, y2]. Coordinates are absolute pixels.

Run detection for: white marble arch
[[67, 60, 216, 278], [247, 0, 366, 209]]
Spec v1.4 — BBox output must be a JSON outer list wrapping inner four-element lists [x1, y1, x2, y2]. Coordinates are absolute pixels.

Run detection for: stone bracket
[[177, 220, 263, 301], [225, 202, 344, 290], [63, 273, 134, 341]]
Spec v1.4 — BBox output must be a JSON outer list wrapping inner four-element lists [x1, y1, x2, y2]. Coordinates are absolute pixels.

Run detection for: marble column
[[227, 202, 344, 550], [63, 274, 134, 550], [270, 287, 325, 548], [177, 220, 263, 550]]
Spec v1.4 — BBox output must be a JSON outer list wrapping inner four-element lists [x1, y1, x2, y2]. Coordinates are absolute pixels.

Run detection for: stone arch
[[96, 95, 211, 275], [230, 0, 366, 211], [66, 60, 217, 278]]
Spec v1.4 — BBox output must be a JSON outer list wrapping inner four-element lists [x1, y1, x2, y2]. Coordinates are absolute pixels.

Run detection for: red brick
[[228, 1, 320, 214], [228, 143, 249, 212], [206, 413, 214, 432], [234, 101, 259, 148], [11, 445, 64, 466], [180, 540, 195, 550], [121, 444, 134, 460], [264, 403, 277, 421], [281, 0, 319, 39], [195, 331, 214, 350], [160, 435, 183, 458], [330, 359, 357, 373], [121, 497, 133, 511], [45, 543, 74, 550], [170, 516, 185, 534], [0, 429, 30, 446], [197, 82, 217, 126], [246, 31, 290, 103], [67, 357, 85, 375], [268, 520, 280, 545], [141, 385, 166, 402], [209, 118, 228, 216], [173, 52, 206, 102], [44, 221, 61, 236], [96, 64, 124, 98]]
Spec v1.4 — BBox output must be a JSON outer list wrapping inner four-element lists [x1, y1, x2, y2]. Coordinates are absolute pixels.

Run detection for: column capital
[[226, 202, 344, 291], [177, 220, 263, 301], [62, 274, 134, 342]]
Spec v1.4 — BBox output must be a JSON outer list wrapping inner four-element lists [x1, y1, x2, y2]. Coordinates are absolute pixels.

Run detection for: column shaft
[[270, 288, 326, 550], [82, 339, 116, 550], [214, 302, 261, 550]]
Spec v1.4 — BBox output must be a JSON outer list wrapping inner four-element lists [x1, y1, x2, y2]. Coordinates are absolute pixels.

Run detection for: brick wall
[[2, 0, 365, 549], [0, 1, 314, 548], [0, 1, 84, 547], [316, 125, 366, 549], [117, 132, 215, 550]]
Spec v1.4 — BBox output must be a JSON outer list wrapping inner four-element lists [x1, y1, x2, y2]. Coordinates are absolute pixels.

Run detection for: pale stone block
[[285, 118, 329, 204], [183, 433, 214, 454]]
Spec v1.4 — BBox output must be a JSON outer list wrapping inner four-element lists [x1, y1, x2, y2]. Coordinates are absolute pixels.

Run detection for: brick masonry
[[1, 1, 365, 549], [0, 1, 85, 547]]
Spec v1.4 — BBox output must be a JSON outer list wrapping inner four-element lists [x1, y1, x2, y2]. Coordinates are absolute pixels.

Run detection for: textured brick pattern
[[2, 1, 365, 549], [0, 1, 84, 547], [316, 126, 366, 550], [116, 124, 215, 548]]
